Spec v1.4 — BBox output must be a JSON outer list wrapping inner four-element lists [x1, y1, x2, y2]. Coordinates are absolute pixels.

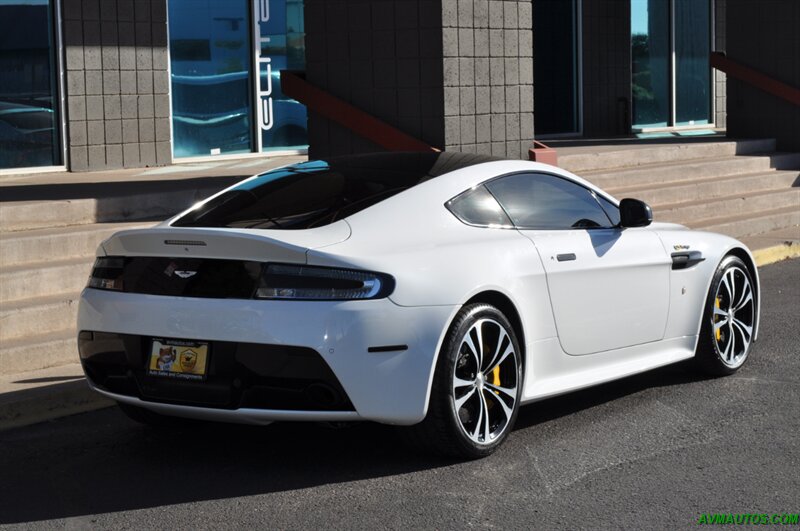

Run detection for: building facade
[[0, 0, 795, 174], [1, 0, 309, 173]]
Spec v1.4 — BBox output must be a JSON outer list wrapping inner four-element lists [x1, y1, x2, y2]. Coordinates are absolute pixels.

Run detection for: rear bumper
[[77, 288, 457, 425], [91, 385, 362, 424]]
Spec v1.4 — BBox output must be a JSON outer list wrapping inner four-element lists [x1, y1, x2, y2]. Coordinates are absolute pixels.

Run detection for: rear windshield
[[172, 152, 497, 229]]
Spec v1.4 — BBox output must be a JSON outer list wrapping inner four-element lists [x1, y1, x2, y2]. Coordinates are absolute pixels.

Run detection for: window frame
[[595, 192, 622, 227]]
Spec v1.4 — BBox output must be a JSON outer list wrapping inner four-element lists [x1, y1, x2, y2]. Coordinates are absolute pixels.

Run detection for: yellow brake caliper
[[715, 297, 722, 341], [492, 366, 501, 391]]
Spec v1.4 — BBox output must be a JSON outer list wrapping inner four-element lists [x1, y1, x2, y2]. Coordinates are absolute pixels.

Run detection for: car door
[[485, 172, 671, 356]]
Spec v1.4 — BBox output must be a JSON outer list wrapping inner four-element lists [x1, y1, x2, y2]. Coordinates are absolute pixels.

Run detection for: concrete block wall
[[442, 0, 533, 159], [581, 0, 631, 137], [304, 0, 445, 158], [63, 0, 171, 171], [726, 0, 799, 151]]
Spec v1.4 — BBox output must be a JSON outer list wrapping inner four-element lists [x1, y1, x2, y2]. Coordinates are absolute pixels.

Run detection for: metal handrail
[[711, 51, 800, 107], [280, 70, 439, 153]]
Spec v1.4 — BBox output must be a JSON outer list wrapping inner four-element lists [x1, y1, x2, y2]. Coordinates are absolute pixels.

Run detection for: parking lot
[[1, 258, 798, 530]]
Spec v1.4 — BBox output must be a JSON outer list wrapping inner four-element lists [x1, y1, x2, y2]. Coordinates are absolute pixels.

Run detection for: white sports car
[[77, 152, 759, 458]]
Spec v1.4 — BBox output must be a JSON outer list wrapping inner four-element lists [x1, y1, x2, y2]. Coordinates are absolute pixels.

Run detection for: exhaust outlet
[[304, 382, 343, 408]]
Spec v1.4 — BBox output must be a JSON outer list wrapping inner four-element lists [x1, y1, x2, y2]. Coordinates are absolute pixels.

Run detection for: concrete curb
[[753, 242, 800, 267]]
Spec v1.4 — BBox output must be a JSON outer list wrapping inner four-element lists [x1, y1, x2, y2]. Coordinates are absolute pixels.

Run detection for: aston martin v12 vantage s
[[78, 152, 759, 457]]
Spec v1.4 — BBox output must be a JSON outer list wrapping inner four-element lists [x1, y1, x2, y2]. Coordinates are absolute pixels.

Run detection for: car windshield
[[172, 152, 497, 229]]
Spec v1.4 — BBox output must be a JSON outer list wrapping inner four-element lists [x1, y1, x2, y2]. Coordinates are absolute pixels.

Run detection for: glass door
[[168, 0, 307, 159], [0, 0, 62, 169], [631, 0, 670, 128], [631, 0, 712, 130], [674, 0, 711, 126], [533, 0, 581, 136], [169, 0, 254, 158]]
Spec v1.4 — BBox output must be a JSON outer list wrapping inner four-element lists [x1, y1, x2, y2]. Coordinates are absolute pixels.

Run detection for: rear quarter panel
[[306, 179, 559, 346]]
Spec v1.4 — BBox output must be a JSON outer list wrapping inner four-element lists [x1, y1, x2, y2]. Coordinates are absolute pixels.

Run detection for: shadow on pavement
[[0, 406, 454, 524], [515, 359, 709, 430], [0, 360, 709, 524]]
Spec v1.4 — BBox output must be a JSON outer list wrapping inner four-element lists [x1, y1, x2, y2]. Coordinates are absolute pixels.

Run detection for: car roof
[[305, 151, 505, 182], [292, 152, 607, 199], [171, 151, 615, 232]]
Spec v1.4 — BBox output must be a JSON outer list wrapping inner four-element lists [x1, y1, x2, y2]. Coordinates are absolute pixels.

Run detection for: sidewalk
[[0, 155, 306, 187], [0, 364, 111, 430]]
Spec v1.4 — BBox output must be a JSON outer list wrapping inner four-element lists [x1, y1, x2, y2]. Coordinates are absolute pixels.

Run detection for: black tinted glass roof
[[172, 152, 499, 229]]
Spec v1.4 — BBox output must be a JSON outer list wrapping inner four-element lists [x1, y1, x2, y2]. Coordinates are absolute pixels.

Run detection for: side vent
[[671, 251, 705, 270]]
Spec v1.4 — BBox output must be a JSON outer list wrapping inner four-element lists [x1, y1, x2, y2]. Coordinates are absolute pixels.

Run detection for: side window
[[485, 173, 614, 229], [446, 186, 513, 227]]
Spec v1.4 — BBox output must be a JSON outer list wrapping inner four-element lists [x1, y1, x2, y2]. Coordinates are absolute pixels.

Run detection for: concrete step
[[559, 138, 776, 173], [0, 292, 80, 343], [654, 188, 800, 225], [608, 170, 800, 206], [0, 183, 223, 233], [0, 156, 306, 233], [741, 226, 800, 251], [0, 363, 112, 430], [0, 199, 96, 233], [583, 152, 800, 190], [693, 205, 800, 240], [0, 221, 153, 268], [0, 257, 91, 303], [0, 331, 78, 374]]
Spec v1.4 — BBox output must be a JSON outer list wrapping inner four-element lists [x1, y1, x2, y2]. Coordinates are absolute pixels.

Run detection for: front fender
[[655, 229, 760, 342]]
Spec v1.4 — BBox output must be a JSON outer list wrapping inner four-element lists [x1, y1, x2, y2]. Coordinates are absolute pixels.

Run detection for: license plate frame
[[148, 338, 210, 381]]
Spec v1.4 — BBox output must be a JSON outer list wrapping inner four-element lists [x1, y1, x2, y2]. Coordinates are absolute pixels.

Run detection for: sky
[[631, 0, 651, 36]]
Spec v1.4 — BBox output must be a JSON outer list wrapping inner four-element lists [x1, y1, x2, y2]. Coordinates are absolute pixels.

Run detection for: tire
[[402, 304, 523, 459], [695, 255, 757, 376]]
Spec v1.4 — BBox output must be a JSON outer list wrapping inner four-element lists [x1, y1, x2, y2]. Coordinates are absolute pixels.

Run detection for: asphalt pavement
[[1, 258, 798, 530]]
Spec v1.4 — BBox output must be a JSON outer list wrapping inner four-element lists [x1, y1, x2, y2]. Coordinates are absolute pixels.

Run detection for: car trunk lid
[[99, 221, 351, 263], [92, 222, 351, 299]]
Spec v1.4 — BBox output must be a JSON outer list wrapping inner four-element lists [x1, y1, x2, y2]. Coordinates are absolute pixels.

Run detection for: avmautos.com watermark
[[698, 513, 799, 525]]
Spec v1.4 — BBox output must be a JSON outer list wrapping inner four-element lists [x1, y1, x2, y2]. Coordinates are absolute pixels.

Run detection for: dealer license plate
[[148, 338, 209, 381]]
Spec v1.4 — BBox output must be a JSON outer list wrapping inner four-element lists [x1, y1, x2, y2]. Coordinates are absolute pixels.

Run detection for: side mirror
[[619, 198, 653, 228]]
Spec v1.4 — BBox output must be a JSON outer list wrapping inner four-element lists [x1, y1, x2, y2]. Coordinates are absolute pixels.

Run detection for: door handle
[[556, 253, 577, 262]]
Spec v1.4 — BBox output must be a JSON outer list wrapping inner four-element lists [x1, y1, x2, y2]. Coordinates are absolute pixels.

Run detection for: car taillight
[[87, 256, 125, 291], [254, 264, 394, 301]]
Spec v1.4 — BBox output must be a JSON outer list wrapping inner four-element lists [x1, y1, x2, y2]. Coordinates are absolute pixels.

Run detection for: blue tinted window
[[631, 0, 670, 128], [169, 0, 253, 158], [486, 173, 613, 230], [0, 0, 61, 169], [675, 0, 711, 126]]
